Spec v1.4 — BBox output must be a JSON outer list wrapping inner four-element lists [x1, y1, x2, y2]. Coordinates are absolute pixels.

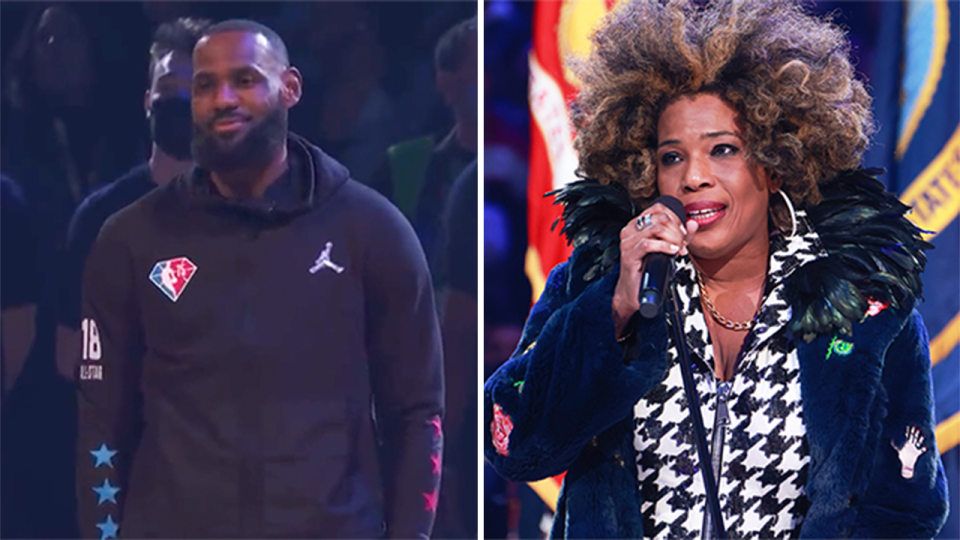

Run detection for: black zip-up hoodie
[[76, 135, 444, 539]]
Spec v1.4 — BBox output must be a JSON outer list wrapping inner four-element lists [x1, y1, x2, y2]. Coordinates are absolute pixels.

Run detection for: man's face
[[190, 31, 291, 172], [437, 30, 478, 122]]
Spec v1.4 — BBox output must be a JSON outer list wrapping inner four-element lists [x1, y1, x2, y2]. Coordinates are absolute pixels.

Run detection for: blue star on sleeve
[[95, 514, 119, 540], [90, 443, 118, 468], [92, 479, 121, 505]]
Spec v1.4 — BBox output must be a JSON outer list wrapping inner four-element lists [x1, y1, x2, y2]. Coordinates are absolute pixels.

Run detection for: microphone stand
[[663, 279, 727, 539]]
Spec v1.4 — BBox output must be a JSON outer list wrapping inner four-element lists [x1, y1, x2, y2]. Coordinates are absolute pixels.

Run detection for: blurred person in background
[[377, 3, 475, 139], [370, 16, 478, 275], [483, 2, 533, 171], [1, 5, 148, 538], [55, 17, 212, 382], [75, 19, 443, 539], [0, 175, 40, 397], [433, 159, 479, 538], [0, 175, 43, 539], [414, 16, 478, 261], [3, 3, 146, 244], [284, 2, 404, 187], [310, 3, 400, 187]]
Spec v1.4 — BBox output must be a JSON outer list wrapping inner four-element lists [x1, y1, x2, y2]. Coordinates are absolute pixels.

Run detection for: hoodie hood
[[178, 133, 350, 221]]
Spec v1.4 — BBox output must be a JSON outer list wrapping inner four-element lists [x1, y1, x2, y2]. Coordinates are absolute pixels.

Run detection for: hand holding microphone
[[612, 195, 698, 337]]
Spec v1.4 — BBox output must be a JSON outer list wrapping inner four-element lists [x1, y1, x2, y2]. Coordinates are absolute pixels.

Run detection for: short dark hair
[[148, 17, 212, 83], [434, 17, 476, 73], [200, 19, 290, 67]]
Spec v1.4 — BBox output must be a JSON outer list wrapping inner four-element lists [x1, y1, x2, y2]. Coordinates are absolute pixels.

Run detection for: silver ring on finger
[[636, 213, 654, 231]]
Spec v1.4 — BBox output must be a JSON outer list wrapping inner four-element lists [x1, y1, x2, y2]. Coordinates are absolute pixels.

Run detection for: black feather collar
[[548, 168, 932, 342]]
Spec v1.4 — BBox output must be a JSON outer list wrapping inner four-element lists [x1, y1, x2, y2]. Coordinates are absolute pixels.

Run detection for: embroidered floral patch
[[491, 403, 514, 456], [865, 297, 890, 318], [826, 335, 854, 359]]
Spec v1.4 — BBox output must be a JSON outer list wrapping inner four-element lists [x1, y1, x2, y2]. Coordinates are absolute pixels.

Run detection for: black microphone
[[639, 195, 687, 318]]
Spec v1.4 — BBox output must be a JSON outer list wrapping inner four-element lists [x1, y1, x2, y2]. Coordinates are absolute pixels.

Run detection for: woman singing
[[483, 1, 949, 538]]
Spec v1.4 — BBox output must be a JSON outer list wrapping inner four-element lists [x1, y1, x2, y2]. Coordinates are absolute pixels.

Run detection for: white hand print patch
[[891, 425, 928, 479]]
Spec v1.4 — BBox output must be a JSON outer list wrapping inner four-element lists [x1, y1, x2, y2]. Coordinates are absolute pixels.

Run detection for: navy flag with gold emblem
[[863, 1, 959, 537]]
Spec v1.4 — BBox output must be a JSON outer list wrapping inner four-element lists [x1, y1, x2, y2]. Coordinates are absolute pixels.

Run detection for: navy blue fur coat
[[483, 171, 949, 538]]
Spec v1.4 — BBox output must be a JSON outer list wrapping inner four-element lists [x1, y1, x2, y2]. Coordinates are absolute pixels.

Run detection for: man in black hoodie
[[76, 20, 444, 539]]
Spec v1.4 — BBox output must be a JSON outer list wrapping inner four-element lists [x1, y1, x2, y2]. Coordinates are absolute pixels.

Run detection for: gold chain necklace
[[695, 270, 757, 332]]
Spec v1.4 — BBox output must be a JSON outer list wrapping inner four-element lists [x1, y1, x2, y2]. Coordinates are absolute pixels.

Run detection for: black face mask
[[149, 97, 193, 161]]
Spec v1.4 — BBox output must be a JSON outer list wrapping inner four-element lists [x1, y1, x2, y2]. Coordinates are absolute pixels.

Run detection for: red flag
[[525, 0, 619, 510]]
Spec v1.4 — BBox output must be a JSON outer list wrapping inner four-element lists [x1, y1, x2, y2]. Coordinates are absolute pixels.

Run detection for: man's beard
[[192, 105, 287, 174]]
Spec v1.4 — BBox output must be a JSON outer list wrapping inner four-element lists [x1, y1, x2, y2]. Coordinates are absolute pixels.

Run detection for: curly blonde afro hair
[[569, 0, 874, 228]]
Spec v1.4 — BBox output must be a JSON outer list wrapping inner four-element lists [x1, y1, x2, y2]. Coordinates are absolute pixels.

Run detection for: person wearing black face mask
[[55, 17, 212, 381], [149, 95, 193, 161]]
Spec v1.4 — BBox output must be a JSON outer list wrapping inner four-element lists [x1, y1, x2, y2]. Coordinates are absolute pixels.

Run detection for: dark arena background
[[0, 2, 477, 538], [483, 0, 959, 538]]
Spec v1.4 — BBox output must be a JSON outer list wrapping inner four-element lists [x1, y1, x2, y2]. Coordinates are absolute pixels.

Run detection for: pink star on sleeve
[[430, 452, 442, 475], [423, 489, 439, 511], [429, 415, 442, 439]]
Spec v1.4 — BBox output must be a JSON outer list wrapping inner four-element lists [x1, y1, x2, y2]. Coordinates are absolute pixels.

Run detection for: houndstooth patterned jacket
[[484, 170, 949, 538]]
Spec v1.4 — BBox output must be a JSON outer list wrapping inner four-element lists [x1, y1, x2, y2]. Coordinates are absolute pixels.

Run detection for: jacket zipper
[[702, 381, 731, 540]]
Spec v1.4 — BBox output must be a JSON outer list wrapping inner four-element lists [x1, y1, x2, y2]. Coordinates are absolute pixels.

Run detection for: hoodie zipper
[[237, 231, 265, 536], [702, 380, 731, 540]]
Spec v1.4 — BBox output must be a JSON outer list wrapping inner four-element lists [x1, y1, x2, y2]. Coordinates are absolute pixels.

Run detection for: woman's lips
[[685, 202, 727, 228]]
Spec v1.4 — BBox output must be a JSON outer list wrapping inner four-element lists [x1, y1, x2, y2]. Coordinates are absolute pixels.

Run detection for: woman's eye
[[660, 152, 681, 166], [711, 144, 739, 157]]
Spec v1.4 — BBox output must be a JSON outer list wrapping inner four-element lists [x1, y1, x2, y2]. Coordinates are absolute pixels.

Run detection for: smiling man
[[76, 20, 443, 539]]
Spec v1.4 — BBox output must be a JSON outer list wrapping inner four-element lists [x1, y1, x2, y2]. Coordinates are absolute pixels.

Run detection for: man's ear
[[280, 67, 303, 108], [144, 89, 152, 118]]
